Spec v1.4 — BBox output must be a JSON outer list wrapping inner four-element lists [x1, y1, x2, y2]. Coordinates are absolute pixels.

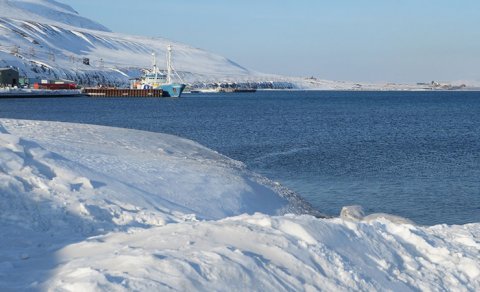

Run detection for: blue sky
[[62, 0, 480, 82]]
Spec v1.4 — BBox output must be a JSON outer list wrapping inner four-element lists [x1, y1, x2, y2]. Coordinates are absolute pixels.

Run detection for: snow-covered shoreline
[[0, 119, 478, 291]]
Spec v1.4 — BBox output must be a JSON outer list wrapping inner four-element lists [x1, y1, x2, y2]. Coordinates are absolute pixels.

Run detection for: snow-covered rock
[[0, 119, 478, 291]]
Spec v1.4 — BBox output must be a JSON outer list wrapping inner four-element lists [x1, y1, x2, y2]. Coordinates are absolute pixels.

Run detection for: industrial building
[[0, 67, 19, 87]]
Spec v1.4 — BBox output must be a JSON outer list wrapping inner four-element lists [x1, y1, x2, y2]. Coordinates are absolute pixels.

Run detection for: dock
[[84, 88, 164, 97], [0, 88, 83, 98]]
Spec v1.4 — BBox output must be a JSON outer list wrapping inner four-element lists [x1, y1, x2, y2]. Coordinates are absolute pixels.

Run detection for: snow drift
[[0, 119, 478, 291]]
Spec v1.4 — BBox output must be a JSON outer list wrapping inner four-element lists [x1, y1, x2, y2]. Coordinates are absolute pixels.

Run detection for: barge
[[83, 88, 163, 97]]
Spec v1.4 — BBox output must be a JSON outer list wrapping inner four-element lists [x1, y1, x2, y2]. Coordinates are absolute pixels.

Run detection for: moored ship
[[131, 45, 186, 97]]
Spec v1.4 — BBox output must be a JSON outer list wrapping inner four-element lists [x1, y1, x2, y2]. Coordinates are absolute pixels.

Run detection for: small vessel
[[217, 87, 257, 93], [191, 87, 257, 94], [132, 45, 186, 97], [191, 88, 220, 94]]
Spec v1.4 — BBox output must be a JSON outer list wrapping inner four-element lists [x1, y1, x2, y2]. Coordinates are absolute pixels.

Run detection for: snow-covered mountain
[[0, 0, 473, 89], [0, 0, 109, 31], [0, 0, 263, 86]]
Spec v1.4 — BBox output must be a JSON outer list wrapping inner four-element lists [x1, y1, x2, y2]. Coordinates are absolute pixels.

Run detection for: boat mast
[[167, 45, 172, 84], [152, 52, 158, 82]]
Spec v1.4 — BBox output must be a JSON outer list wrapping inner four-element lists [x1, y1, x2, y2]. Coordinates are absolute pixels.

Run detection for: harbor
[[0, 44, 186, 98]]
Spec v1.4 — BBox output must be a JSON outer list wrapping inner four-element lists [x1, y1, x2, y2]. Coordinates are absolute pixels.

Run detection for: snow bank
[[0, 119, 478, 291], [0, 119, 310, 222], [42, 216, 480, 291]]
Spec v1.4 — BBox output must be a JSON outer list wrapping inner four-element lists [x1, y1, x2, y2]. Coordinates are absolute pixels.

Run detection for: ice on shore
[[0, 119, 478, 291]]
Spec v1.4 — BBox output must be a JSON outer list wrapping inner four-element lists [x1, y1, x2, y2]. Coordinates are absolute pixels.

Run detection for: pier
[[84, 88, 164, 97], [0, 88, 83, 98]]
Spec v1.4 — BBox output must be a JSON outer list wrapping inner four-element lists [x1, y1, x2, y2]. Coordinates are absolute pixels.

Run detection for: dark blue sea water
[[1, 91, 479, 225]]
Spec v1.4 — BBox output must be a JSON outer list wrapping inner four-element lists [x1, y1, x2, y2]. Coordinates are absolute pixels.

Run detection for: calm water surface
[[1, 91, 479, 225]]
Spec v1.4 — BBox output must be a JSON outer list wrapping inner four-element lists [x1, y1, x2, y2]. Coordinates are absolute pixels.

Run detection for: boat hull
[[161, 83, 186, 97]]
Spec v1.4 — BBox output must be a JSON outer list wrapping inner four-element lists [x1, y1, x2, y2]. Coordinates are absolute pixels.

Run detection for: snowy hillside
[[0, 119, 478, 290], [0, 0, 260, 86], [0, 0, 109, 31]]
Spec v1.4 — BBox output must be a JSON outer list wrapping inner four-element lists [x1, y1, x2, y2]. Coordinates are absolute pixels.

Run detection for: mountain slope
[[0, 0, 259, 86], [0, 0, 109, 31]]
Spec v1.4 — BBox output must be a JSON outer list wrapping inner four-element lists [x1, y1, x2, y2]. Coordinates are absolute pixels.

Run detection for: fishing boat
[[131, 45, 186, 97]]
